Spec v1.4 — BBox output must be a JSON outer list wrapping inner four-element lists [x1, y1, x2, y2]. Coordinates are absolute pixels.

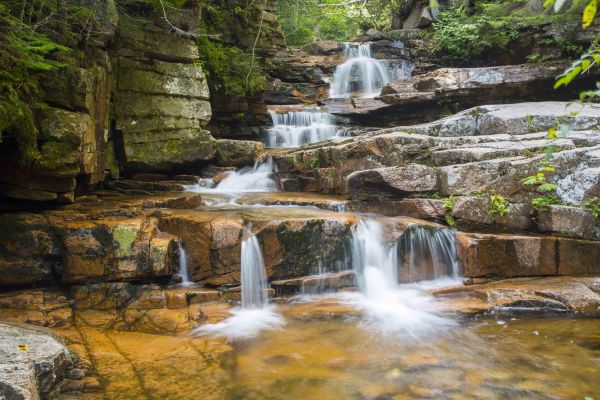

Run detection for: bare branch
[[157, 0, 199, 40], [245, 0, 267, 92], [317, 0, 365, 7]]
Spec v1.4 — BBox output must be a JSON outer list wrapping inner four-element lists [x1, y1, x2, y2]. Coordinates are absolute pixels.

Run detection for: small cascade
[[192, 228, 284, 340], [330, 43, 393, 99], [266, 109, 345, 148], [215, 157, 278, 192], [185, 157, 278, 194], [178, 241, 193, 286], [240, 231, 270, 308], [344, 218, 457, 336], [398, 226, 460, 283]]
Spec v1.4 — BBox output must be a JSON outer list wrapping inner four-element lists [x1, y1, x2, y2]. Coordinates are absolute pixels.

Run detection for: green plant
[[583, 198, 600, 218], [488, 193, 510, 216], [442, 195, 457, 227], [522, 159, 559, 192], [531, 195, 561, 211]]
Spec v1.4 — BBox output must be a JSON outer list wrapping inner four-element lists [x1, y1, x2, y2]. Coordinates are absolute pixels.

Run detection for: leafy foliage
[[421, 6, 519, 65], [531, 195, 561, 211], [583, 198, 600, 218], [488, 193, 510, 216], [0, 3, 71, 164], [442, 195, 456, 227]]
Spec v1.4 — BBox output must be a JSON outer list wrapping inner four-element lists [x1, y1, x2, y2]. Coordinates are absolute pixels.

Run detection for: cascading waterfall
[[266, 109, 345, 148], [345, 218, 458, 336], [192, 228, 284, 340], [398, 226, 460, 283], [185, 157, 278, 194], [330, 43, 393, 99], [240, 231, 270, 308], [177, 241, 193, 286]]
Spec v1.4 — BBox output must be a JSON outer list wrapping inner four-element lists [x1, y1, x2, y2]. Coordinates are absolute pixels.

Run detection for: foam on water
[[192, 228, 284, 341], [266, 109, 345, 148], [343, 219, 458, 336], [330, 43, 393, 99]]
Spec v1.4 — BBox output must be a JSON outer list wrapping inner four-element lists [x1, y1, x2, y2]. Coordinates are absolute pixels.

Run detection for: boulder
[[215, 139, 265, 167], [346, 164, 438, 201], [451, 196, 535, 231], [0, 322, 72, 400]]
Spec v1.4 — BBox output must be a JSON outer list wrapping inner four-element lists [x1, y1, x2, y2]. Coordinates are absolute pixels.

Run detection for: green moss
[[35, 140, 78, 169], [113, 225, 138, 256]]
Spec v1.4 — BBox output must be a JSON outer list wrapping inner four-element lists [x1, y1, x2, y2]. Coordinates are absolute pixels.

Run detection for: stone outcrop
[[112, 18, 215, 172], [457, 232, 600, 278], [0, 322, 72, 400], [435, 276, 600, 314], [324, 63, 600, 125]]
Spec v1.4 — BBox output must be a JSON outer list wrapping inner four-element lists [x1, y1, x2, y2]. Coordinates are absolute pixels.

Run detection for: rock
[[346, 164, 438, 201], [451, 196, 534, 231], [0, 322, 72, 400], [0, 289, 73, 328], [271, 271, 356, 296], [215, 139, 265, 167], [440, 276, 600, 314], [403, 2, 437, 29], [457, 232, 558, 278], [537, 205, 599, 238], [113, 18, 216, 172], [302, 40, 341, 55], [457, 232, 600, 278]]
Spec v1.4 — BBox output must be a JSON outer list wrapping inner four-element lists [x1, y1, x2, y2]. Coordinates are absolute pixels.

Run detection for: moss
[[113, 225, 138, 256], [35, 140, 78, 169]]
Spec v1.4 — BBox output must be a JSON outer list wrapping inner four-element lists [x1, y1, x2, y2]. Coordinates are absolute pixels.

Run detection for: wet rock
[[0, 290, 73, 328], [457, 232, 600, 278], [215, 139, 265, 167], [0, 322, 72, 400], [271, 271, 356, 296], [346, 164, 438, 201], [456, 233, 558, 278]]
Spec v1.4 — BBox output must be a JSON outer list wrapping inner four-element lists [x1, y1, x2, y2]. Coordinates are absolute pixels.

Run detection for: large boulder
[[215, 139, 265, 167]]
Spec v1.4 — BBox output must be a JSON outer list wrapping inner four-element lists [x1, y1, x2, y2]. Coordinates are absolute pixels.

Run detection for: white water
[[343, 219, 458, 336], [185, 157, 278, 196], [177, 241, 193, 286], [266, 109, 345, 148], [330, 43, 393, 99], [192, 229, 284, 341]]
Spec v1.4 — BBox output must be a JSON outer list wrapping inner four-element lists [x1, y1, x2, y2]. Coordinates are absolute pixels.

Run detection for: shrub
[[488, 193, 510, 216]]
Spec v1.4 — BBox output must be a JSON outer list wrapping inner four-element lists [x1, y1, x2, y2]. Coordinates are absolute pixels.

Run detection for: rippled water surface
[[66, 305, 600, 400]]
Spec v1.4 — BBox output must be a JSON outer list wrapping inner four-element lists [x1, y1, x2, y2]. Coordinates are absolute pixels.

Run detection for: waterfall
[[344, 218, 458, 336], [191, 228, 284, 340], [330, 43, 393, 99], [398, 226, 460, 282], [266, 109, 345, 148], [178, 241, 193, 286], [215, 157, 277, 192], [241, 231, 270, 308], [351, 219, 398, 298]]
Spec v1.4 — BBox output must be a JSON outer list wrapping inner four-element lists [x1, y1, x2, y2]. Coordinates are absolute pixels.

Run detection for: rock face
[[0, 322, 72, 400], [112, 18, 215, 172], [325, 63, 600, 125], [457, 232, 600, 278]]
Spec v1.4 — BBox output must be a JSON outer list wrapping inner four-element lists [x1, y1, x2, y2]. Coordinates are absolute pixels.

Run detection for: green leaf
[[538, 183, 558, 191], [548, 127, 558, 138], [583, 0, 597, 28]]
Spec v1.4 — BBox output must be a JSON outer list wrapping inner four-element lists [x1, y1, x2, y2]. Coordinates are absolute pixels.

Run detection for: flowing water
[[266, 109, 345, 148], [177, 240, 193, 286], [192, 228, 284, 341], [330, 43, 394, 99], [70, 314, 600, 400]]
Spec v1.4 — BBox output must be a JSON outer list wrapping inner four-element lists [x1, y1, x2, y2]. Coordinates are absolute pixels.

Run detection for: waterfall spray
[[267, 109, 345, 148]]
